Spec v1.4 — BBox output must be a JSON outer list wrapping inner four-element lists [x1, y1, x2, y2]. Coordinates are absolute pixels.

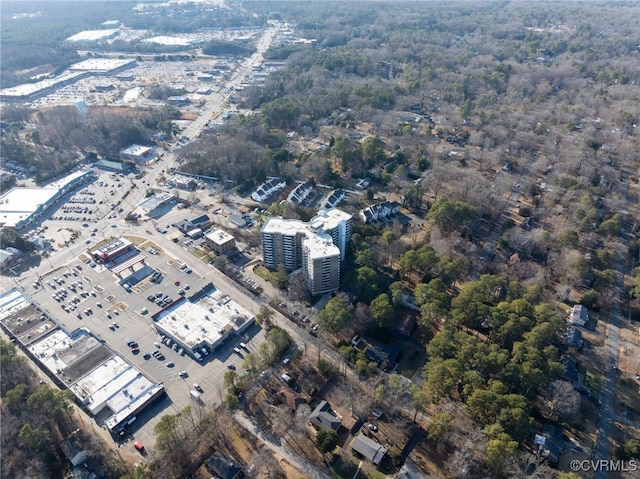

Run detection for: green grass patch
[[191, 248, 206, 258], [253, 265, 271, 281]]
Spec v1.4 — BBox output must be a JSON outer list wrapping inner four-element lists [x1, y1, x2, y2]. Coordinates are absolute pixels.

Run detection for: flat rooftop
[[205, 228, 234, 245], [141, 35, 203, 46], [261, 217, 306, 236], [303, 233, 340, 259], [121, 144, 152, 157], [0, 187, 59, 227], [0, 170, 93, 227], [29, 328, 113, 385], [70, 355, 130, 402], [139, 192, 174, 213], [66, 29, 120, 43], [0, 72, 86, 99], [155, 290, 253, 350], [0, 290, 58, 345], [308, 208, 352, 231]]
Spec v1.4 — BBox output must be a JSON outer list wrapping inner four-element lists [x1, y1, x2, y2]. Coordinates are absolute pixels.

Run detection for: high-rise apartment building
[[260, 208, 353, 294]]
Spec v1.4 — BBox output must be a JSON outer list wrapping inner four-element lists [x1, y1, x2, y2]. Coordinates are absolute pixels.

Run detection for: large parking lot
[[29, 229, 266, 448]]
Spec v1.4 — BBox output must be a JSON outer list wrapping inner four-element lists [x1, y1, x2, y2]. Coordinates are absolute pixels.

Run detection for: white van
[[193, 351, 202, 362], [190, 389, 202, 402]]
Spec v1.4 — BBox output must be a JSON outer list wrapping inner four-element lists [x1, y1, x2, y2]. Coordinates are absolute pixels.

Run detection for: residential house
[[568, 305, 588, 327], [308, 400, 341, 431], [350, 433, 388, 466], [287, 182, 313, 205], [565, 327, 584, 350], [320, 189, 346, 210], [60, 435, 87, 467], [251, 178, 286, 202], [205, 451, 242, 479], [359, 200, 400, 223], [534, 424, 564, 465], [275, 387, 306, 412]]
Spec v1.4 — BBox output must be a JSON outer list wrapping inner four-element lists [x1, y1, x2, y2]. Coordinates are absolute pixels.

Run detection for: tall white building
[[260, 208, 352, 294], [302, 233, 340, 295]]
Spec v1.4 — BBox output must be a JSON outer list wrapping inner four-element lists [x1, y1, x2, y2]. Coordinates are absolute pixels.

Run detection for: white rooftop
[[303, 232, 340, 259], [28, 329, 91, 374], [0, 170, 92, 227], [69, 355, 130, 403], [141, 35, 203, 46], [66, 29, 120, 43], [155, 291, 253, 350], [70, 58, 133, 72], [205, 228, 234, 245], [0, 72, 85, 99], [262, 217, 306, 236], [0, 187, 59, 227], [309, 208, 352, 231], [121, 144, 152, 156], [0, 289, 30, 321]]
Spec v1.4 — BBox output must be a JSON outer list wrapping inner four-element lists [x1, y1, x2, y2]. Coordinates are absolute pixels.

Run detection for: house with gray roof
[[351, 433, 388, 465], [308, 400, 341, 430]]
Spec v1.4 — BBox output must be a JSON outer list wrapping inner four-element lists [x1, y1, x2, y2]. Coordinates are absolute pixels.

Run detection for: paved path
[[593, 244, 625, 479], [233, 411, 331, 479]]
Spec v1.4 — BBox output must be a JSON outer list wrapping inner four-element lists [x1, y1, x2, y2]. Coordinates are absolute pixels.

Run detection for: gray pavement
[[593, 244, 625, 479]]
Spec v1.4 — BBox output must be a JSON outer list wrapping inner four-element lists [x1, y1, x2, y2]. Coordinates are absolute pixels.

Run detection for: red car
[[174, 280, 180, 286], [134, 441, 145, 453]]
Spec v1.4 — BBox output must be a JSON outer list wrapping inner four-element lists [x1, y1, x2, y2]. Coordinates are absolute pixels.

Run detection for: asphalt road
[[593, 245, 625, 479]]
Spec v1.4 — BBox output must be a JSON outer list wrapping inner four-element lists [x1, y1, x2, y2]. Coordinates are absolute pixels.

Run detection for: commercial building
[[0, 170, 94, 229], [168, 174, 197, 190], [65, 29, 120, 44], [94, 159, 128, 173], [91, 237, 134, 263], [0, 289, 163, 436], [261, 208, 352, 294], [120, 144, 153, 163], [152, 285, 254, 360], [205, 229, 236, 255], [138, 192, 174, 214], [0, 59, 133, 102]]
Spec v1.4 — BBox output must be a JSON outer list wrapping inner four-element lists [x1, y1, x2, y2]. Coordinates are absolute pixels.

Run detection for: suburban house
[[275, 388, 306, 412], [287, 182, 313, 205], [534, 424, 564, 465], [567, 305, 588, 327], [308, 400, 341, 431], [205, 451, 242, 479], [251, 178, 286, 202], [350, 433, 388, 466], [320, 189, 346, 210], [359, 200, 400, 223], [565, 327, 584, 350]]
